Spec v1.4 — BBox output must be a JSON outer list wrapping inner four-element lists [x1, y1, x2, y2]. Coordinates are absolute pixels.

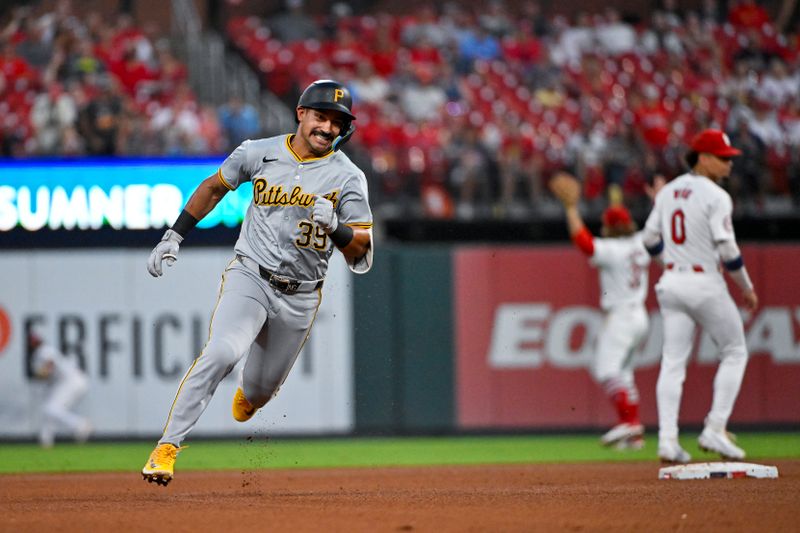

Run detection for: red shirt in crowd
[[634, 101, 670, 147], [728, 1, 771, 29]]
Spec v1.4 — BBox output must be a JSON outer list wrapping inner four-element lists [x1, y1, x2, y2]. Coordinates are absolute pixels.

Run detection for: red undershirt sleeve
[[572, 226, 594, 256]]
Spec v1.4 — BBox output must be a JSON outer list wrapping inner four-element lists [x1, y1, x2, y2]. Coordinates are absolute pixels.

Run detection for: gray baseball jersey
[[157, 134, 373, 448], [219, 134, 373, 280]]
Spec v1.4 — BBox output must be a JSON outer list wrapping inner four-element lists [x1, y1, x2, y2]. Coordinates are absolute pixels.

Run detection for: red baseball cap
[[602, 205, 632, 228], [689, 129, 741, 157]]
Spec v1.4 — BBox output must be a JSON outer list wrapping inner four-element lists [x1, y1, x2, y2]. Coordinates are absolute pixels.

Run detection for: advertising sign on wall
[[0, 158, 250, 232], [0, 249, 353, 439], [455, 245, 800, 430]]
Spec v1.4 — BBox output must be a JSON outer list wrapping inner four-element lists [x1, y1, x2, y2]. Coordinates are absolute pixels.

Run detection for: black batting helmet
[[297, 79, 356, 121]]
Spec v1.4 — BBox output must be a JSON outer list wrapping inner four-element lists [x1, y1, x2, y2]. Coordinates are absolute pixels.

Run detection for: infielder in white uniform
[[642, 129, 758, 463], [142, 80, 373, 486], [551, 173, 650, 450], [29, 333, 92, 448]]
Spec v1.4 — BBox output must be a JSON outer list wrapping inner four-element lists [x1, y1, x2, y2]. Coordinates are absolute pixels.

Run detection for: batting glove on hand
[[147, 229, 183, 277], [311, 196, 338, 233]]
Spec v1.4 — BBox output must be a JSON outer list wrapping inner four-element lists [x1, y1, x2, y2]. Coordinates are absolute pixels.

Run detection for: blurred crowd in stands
[[229, 0, 800, 218], [3, 0, 800, 220], [0, 1, 258, 160]]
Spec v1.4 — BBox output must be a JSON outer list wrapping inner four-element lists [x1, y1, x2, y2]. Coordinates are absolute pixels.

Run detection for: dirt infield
[[2, 461, 798, 532]]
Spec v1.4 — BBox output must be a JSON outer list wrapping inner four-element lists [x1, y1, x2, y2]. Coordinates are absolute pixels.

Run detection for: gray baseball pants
[[159, 260, 322, 446]]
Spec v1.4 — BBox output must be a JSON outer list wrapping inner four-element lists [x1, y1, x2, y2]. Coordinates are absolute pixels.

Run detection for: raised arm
[[550, 171, 594, 255], [564, 204, 586, 238]]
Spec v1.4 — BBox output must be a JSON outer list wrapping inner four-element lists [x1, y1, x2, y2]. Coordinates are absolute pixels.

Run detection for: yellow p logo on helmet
[[334, 89, 344, 102]]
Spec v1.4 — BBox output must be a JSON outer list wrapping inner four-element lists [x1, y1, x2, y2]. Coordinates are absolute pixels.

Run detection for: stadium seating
[[3, 3, 799, 218]]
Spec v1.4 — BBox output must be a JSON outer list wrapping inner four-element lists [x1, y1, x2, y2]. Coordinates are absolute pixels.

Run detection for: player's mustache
[[311, 129, 333, 141]]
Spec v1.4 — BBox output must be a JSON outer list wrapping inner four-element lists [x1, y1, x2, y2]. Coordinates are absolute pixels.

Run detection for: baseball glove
[[549, 171, 581, 207]]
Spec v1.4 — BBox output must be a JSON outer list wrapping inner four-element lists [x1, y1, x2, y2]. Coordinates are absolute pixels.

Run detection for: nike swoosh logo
[[262, 157, 278, 163]]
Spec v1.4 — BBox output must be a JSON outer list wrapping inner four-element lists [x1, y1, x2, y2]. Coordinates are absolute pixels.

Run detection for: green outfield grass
[[0, 432, 798, 474]]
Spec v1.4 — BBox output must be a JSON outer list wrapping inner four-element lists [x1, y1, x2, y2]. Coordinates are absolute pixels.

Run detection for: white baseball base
[[659, 462, 779, 480]]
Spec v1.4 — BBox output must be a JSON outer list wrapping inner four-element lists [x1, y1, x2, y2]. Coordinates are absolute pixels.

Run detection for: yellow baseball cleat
[[232, 387, 257, 422], [142, 443, 184, 486]]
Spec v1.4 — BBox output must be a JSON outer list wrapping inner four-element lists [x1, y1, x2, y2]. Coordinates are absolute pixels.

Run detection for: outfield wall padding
[[354, 246, 454, 433]]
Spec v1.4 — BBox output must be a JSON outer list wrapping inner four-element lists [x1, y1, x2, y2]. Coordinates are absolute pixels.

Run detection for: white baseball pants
[[592, 303, 649, 400], [655, 271, 748, 441]]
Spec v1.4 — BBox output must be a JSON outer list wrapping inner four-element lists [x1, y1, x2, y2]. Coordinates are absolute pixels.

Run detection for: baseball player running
[[29, 333, 92, 448], [642, 129, 758, 463], [142, 80, 373, 486], [551, 173, 650, 450]]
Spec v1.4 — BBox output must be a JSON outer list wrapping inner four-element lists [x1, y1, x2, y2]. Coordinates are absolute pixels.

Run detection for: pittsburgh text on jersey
[[252, 178, 340, 208]]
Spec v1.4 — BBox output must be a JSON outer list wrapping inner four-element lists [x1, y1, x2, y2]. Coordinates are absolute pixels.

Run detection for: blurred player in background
[[29, 333, 92, 448], [550, 173, 650, 450], [141, 80, 373, 486], [643, 129, 758, 463]]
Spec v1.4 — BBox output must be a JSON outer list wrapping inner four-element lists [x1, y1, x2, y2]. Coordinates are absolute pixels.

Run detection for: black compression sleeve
[[329, 223, 354, 248], [171, 209, 199, 238]]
